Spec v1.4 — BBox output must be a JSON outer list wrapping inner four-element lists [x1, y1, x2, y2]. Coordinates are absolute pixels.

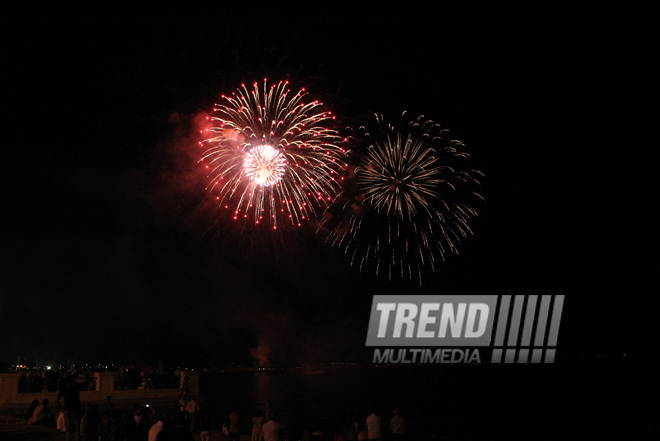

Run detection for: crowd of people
[[22, 389, 408, 441], [329, 408, 407, 441], [113, 365, 181, 390], [170, 397, 407, 441], [21, 374, 195, 441], [17, 367, 97, 393], [20, 369, 408, 441]]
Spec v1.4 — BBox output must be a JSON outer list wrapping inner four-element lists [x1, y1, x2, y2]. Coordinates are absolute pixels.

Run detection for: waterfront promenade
[[1, 370, 200, 440]]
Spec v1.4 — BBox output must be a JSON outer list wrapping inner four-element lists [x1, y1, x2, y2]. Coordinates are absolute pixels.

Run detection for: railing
[[17, 372, 96, 393], [0, 371, 199, 406]]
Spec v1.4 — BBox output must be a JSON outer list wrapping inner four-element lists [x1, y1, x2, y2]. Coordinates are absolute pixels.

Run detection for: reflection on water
[[253, 373, 273, 412]]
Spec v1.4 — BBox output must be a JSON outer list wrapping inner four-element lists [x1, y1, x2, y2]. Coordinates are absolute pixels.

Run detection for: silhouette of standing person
[[181, 375, 190, 396], [198, 404, 211, 441], [251, 410, 264, 441], [228, 405, 240, 441], [262, 412, 285, 441], [389, 408, 406, 441], [365, 409, 382, 441], [185, 396, 199, 432], [57, 373, 82, 441]]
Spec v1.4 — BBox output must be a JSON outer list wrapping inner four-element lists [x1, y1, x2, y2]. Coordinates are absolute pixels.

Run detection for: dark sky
[[1, 5, 655, 369]]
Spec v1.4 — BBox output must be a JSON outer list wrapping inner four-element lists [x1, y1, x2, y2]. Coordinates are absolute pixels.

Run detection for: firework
[[321, 112, 483, 283], [199, 79, 347, 229], [243, 144, 286, 187]]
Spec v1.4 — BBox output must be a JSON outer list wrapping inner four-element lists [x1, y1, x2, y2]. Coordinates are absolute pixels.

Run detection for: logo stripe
[[520, 295, 537, 347], [547, 295, 565, 346], [507, 296, 525, 346], [494, 295, 511, 346], [534, 296, 552, 347]]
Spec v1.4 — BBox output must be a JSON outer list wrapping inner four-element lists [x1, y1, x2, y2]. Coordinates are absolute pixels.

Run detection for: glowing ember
[[243, 144, 286, 187]]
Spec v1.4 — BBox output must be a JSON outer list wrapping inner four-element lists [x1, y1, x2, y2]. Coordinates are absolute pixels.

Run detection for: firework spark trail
[[321, 112, 483, 283], [199, 79, 348, 229]]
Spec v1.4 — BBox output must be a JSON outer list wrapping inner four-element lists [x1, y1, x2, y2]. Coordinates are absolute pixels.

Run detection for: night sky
[[1, 5, 655, 370]]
